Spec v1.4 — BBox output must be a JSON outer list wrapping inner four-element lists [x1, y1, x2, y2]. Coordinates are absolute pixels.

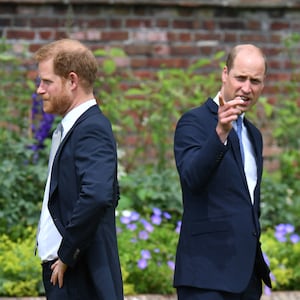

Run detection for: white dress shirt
[[37, 99, 97, 262]]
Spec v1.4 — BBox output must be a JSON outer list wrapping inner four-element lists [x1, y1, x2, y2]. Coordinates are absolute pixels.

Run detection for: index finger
[[219, 94, 225, 106], [58, 272, 64, 288]]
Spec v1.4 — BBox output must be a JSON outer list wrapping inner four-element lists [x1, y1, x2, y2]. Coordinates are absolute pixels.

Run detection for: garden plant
[[0, 35, 300, 296]]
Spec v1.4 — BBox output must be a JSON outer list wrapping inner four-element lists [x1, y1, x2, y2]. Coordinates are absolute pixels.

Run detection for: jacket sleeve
[[57, 114, 118, 267], [174, 110, 228, 192]]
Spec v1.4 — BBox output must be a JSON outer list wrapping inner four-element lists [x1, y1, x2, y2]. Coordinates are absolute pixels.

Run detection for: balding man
[[173, 44, 272, 300], [35, 39, 123, 300]]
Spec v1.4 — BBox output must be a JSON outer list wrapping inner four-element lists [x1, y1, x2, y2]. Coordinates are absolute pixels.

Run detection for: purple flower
[[137, 258, 147, 269], [141, 249, 151, 260], [130, 211, 140, 221], [175, 221, 181, 234], [290, 233, 300, 244], [127, 223, 137, 231], [163, 212, 171, 219], [153, 207, 162, 216], [263, 252, 270, 266], [120, 210, 140, 225], [138, 230, 149, 240], [140, 219, 154, 233], [275, 230, 287, 242], [29, 77, 55, 160], [151, 214, 162, 225], [264, 286, 272, 296], [275, 223, 296, 243], [167, 260, 175, 271], [120, 216, 131, 225]]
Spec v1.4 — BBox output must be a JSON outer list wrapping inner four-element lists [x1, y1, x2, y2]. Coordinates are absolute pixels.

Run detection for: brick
[[133, 70, 156, 79], [6, 29, 35, 40], [77, 19, 107, 28], [132, 30, 167, 42], [131, 58, 148, 68], [218, 21, 245, 30], [2, 1, 300, 171], [30, 18, 63, 28], [110, 19, 123, 28], [172, 19, 196, 29], [13, 18, 28, 27], [0, 17, 11, 26], [125, 44, 153, 55], [38, 30, 54, 40], [224, 33, 238, 43], [0, 3, 15, 14], [202, 20, 216, 30], [146, 57, 190, 68], [125, 19, 152, 28], [195, 33, 222, 41], [246, 20, 261, 30], [101, 31, 128, 41], [54, 31, 69, 40], [156, 19, 169, 28], [271, 21, 290, 30], [240, 34, 269, 43], [170, 45, 198, 56]]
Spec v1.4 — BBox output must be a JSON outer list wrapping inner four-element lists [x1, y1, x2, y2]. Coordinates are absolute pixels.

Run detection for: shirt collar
[[61, 99, 97, 139]]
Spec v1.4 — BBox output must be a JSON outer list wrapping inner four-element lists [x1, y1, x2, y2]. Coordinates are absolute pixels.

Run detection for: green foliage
[[117, 208, 178, 295], [272, 99, 300, 193], [1, 35, 300, 296], [260, 32, 300, 231], [260, 174, 300, 230], [0, 227, 43, 296], [119, 167, 182, 216], [0, 43, 48, 239], [94, 48, 225, 172], [261, 227, 300, 290]]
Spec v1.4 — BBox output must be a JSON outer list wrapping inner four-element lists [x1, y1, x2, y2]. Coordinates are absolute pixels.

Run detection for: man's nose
[[36, 83, 44, 94], [241, 80, 251, 93]]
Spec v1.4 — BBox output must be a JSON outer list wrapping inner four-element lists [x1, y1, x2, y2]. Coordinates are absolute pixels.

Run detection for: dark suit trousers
[[177, 272, 262, 300], [42, 259, 95, 300]]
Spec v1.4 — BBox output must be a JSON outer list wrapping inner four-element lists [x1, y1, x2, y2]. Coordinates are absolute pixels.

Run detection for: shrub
[[260, 174, 300, 231], [119, 167, 182, 216], [94, 48, 226, 172], [261, 223, 300, 290], [0, 227, 43, 296], [117, 208, 180, 295], [0, 43, 52, 239]]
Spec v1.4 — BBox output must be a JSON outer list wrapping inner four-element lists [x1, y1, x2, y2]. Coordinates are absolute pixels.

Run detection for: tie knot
[[52, 123, 63, 143], [56, 122, 63, 134]]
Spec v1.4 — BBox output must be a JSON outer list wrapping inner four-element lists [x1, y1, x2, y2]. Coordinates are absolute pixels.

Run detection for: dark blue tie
[[236, 116, 245, 165]]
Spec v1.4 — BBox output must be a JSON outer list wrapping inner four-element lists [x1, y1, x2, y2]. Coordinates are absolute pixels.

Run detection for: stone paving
[[1, 292, 300, 300]]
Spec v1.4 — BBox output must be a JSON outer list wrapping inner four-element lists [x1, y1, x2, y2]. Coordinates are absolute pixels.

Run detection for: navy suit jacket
[[48, 105, 123, 299], [173, 98, 271, 293]]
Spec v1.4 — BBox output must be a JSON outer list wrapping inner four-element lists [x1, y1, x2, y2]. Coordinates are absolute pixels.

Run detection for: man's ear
[[68, 72, 79, 90], [221, 66, 228, 84]]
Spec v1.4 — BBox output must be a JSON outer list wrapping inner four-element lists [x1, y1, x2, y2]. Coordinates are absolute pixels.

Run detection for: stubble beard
[[43, 91, 71, 117]]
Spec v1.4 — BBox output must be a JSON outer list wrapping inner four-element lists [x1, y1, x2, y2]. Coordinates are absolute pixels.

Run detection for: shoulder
[[177, 98, 216, 124], [174, 99, 218, 143]]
